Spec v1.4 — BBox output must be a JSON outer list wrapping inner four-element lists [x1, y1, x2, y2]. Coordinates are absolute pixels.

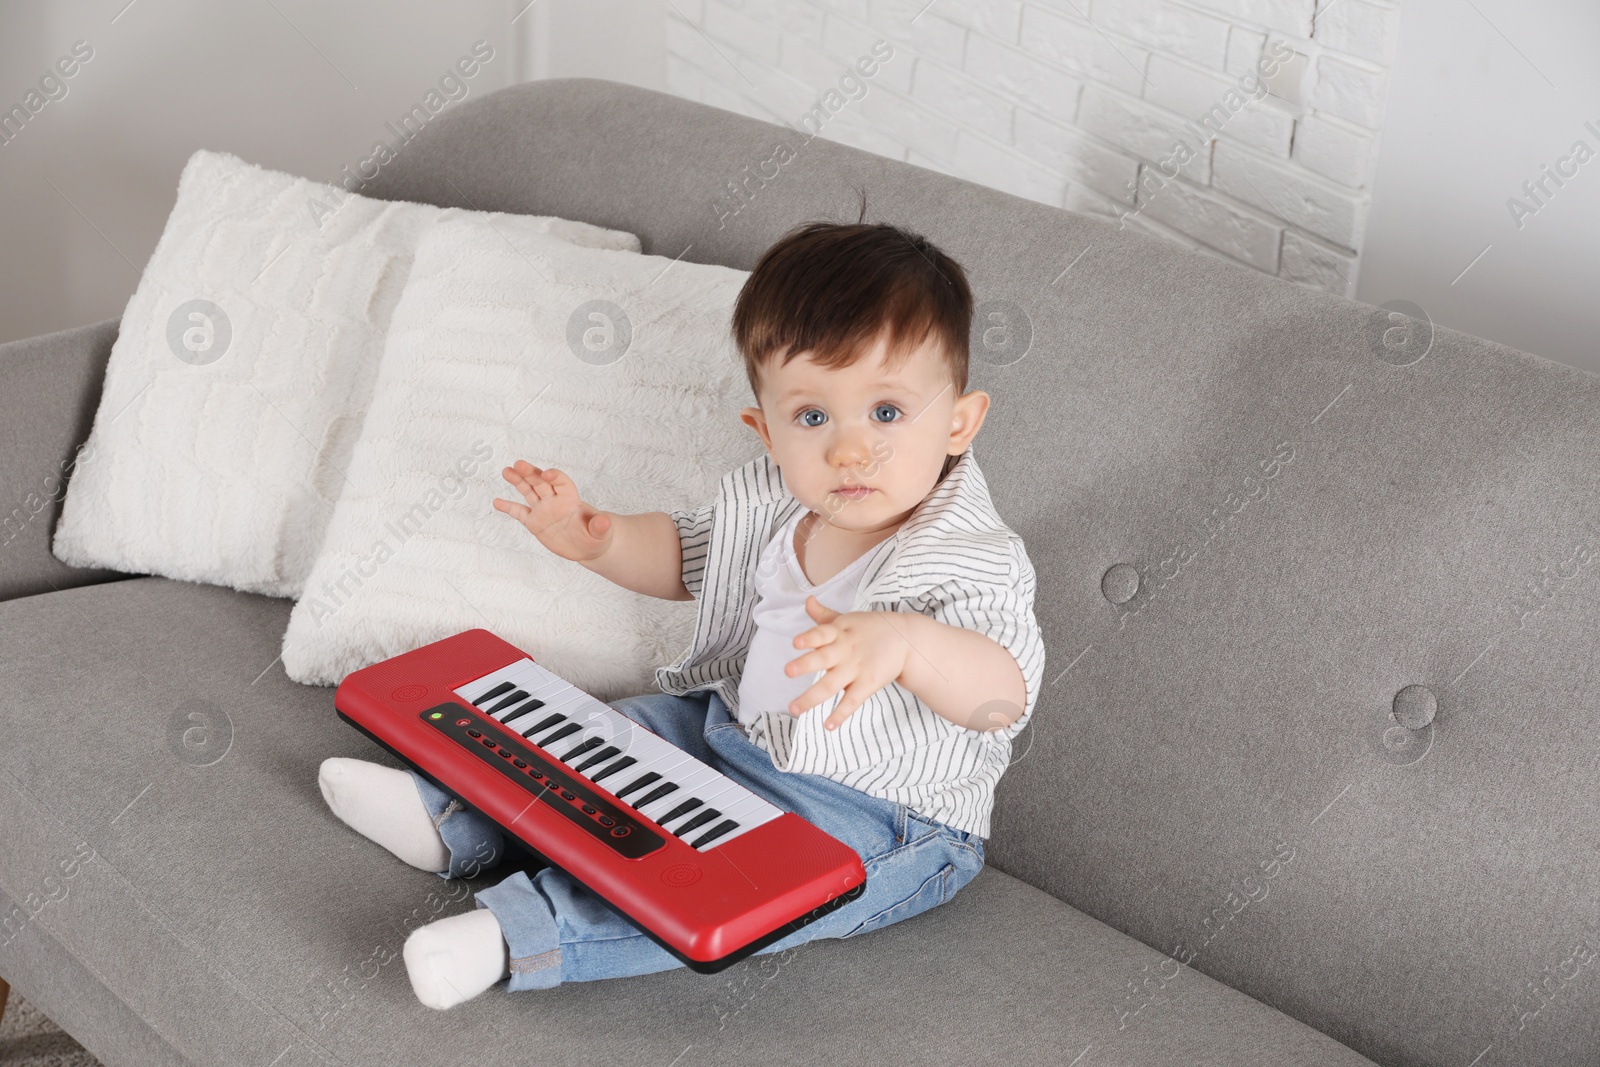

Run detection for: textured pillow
[[51, 149, 642, 598], [279, 214, 761, 698]]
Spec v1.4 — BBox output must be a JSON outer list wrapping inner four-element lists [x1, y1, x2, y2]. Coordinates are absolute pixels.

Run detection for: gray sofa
[[2, 77, 1595, 1067]]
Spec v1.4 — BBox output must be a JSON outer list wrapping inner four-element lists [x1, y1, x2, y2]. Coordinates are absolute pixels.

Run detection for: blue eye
[[794, 403, 902, 427]]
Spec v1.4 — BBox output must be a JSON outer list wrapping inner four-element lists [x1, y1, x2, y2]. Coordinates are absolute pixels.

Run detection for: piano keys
[[455, 656, 785, 853], [334, 628, 867, 972]]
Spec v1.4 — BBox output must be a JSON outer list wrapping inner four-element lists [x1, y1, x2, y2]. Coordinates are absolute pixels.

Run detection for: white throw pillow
[[279, 214, 762, 699], [50, 149, 642, 598]]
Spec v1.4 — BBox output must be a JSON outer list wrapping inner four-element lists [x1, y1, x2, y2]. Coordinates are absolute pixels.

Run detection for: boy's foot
[[318, 757, 451, 873], [403, 908, 512, 1009]]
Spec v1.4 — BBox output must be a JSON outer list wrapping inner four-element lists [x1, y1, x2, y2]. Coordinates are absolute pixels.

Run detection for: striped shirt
[[654, 443, 1046, 838]]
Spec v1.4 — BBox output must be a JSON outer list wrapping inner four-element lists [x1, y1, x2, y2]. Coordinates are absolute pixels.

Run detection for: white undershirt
[[735, 510, 891, 728]]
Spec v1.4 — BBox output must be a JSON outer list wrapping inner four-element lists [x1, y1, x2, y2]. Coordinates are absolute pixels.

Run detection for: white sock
[[403, 908, 512, 1009], [318, 757, 451, 873]]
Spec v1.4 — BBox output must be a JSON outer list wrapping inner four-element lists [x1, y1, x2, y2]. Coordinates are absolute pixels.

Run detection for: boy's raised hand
[[493, 461, 613, 563]]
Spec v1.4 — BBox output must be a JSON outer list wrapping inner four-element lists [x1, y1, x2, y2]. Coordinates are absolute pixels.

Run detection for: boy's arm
[[894, 615, 1028, 732], [788, 540, 1046, 737], [898, 545, 1046, 737], [579, 511, 693, 601], [495, 462, 704, 602]]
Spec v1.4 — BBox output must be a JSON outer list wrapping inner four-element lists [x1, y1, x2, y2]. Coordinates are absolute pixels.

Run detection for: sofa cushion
[[278, 213, 760, 696], [0, 898, 188, 1067], [0, 576, 1374, 1065]]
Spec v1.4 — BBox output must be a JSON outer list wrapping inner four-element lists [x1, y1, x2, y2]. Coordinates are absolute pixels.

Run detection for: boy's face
[[740, 328, 990, 537]]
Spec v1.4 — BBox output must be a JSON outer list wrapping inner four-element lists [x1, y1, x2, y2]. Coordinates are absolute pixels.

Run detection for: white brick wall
[[667, 0, 1404, 297]]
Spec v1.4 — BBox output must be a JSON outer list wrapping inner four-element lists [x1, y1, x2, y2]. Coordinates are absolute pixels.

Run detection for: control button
[[455, 718, 471, 727], [481, 738, 497, 748], [581, 804, 596, 814], [531, 771, 545, 780], [610, 826, 630, 837], [598, 815, 615, 827], [512, 759, 527, 768], [499, 749, 514, 759], [466, 728, 482, 738], [559, 788, 576, 800]]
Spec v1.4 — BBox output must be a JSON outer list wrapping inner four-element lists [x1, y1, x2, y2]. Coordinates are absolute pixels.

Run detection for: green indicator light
[[430, 712, 442, 719]]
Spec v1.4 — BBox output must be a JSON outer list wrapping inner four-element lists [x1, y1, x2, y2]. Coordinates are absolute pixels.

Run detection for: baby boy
[[318, 218, 1046, 1008]]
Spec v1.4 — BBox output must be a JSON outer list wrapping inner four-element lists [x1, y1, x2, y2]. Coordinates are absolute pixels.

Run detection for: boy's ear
[[949, 389, 990, 454], [740, 406, 774, 453]]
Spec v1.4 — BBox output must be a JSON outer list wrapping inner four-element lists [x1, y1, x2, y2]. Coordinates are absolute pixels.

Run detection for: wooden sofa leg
[[0, 976, 9, 1028]]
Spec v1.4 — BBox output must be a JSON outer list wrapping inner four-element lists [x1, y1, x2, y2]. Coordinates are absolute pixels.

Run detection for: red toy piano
[[334, 628, 867, 973]]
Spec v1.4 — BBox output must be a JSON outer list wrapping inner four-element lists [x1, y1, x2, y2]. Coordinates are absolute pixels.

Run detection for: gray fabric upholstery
[[0, 578, 1373, 1065], [0, 318, 129, 603], [0, 896, 190, 1067], [0, 883, 188, 1067], [0, 76, 1593, 1065]]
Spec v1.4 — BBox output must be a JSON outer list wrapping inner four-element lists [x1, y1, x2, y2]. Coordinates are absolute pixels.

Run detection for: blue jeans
[[406, 688, 986, 991]]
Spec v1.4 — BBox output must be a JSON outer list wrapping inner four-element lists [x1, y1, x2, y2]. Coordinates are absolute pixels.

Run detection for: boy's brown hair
[[732, 206, 973, 409]]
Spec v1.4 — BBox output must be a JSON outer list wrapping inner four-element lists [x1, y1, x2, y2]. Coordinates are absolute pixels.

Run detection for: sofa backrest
[[364, 78, 1600, 1067]]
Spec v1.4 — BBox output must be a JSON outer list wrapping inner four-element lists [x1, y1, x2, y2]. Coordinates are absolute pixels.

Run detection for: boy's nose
[[825, 438, 877, 471]]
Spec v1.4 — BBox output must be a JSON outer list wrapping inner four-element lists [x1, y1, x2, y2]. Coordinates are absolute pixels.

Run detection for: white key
[[654, 761, 724, 802], [711, 792, 781, 830], [683, 775, 755, 814]]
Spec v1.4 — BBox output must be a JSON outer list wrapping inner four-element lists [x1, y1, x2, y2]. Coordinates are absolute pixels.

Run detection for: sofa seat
[[0, 576, 1376, 1065]]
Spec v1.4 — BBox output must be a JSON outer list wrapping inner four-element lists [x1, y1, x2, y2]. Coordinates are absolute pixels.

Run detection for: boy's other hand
[[493, 461, 613, 563], [785, 596, 911, 732]]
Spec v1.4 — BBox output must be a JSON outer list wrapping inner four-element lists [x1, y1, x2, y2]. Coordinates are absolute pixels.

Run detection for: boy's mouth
[[832, 486, 874, 499]]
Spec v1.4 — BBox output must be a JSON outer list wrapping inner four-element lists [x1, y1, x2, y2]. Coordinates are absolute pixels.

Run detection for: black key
[[536, 723, 582, 747], [614, 772, 663, 800], [486, 689, 530, 716], [558, 736, 604, 763], [518, 713, 566, 737], [472, 681, 515, 706], [633, 782, 679, 809], [657, 798, 704, 826], [589, 756, 637, 785], [499, 699, 548, 728], [674, 809, 720, 836], [573, 746, 620, 774], [689, 819, 739, 848]]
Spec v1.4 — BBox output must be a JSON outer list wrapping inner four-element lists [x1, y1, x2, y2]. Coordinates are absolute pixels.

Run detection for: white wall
[[518, 0, 666, 87], [664, 0, 1404, 300], [0, 0, 667, 347], [4, 0, 1594, 376], [0, 1, 522, 346], [1355, 0, 1600, 374]]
